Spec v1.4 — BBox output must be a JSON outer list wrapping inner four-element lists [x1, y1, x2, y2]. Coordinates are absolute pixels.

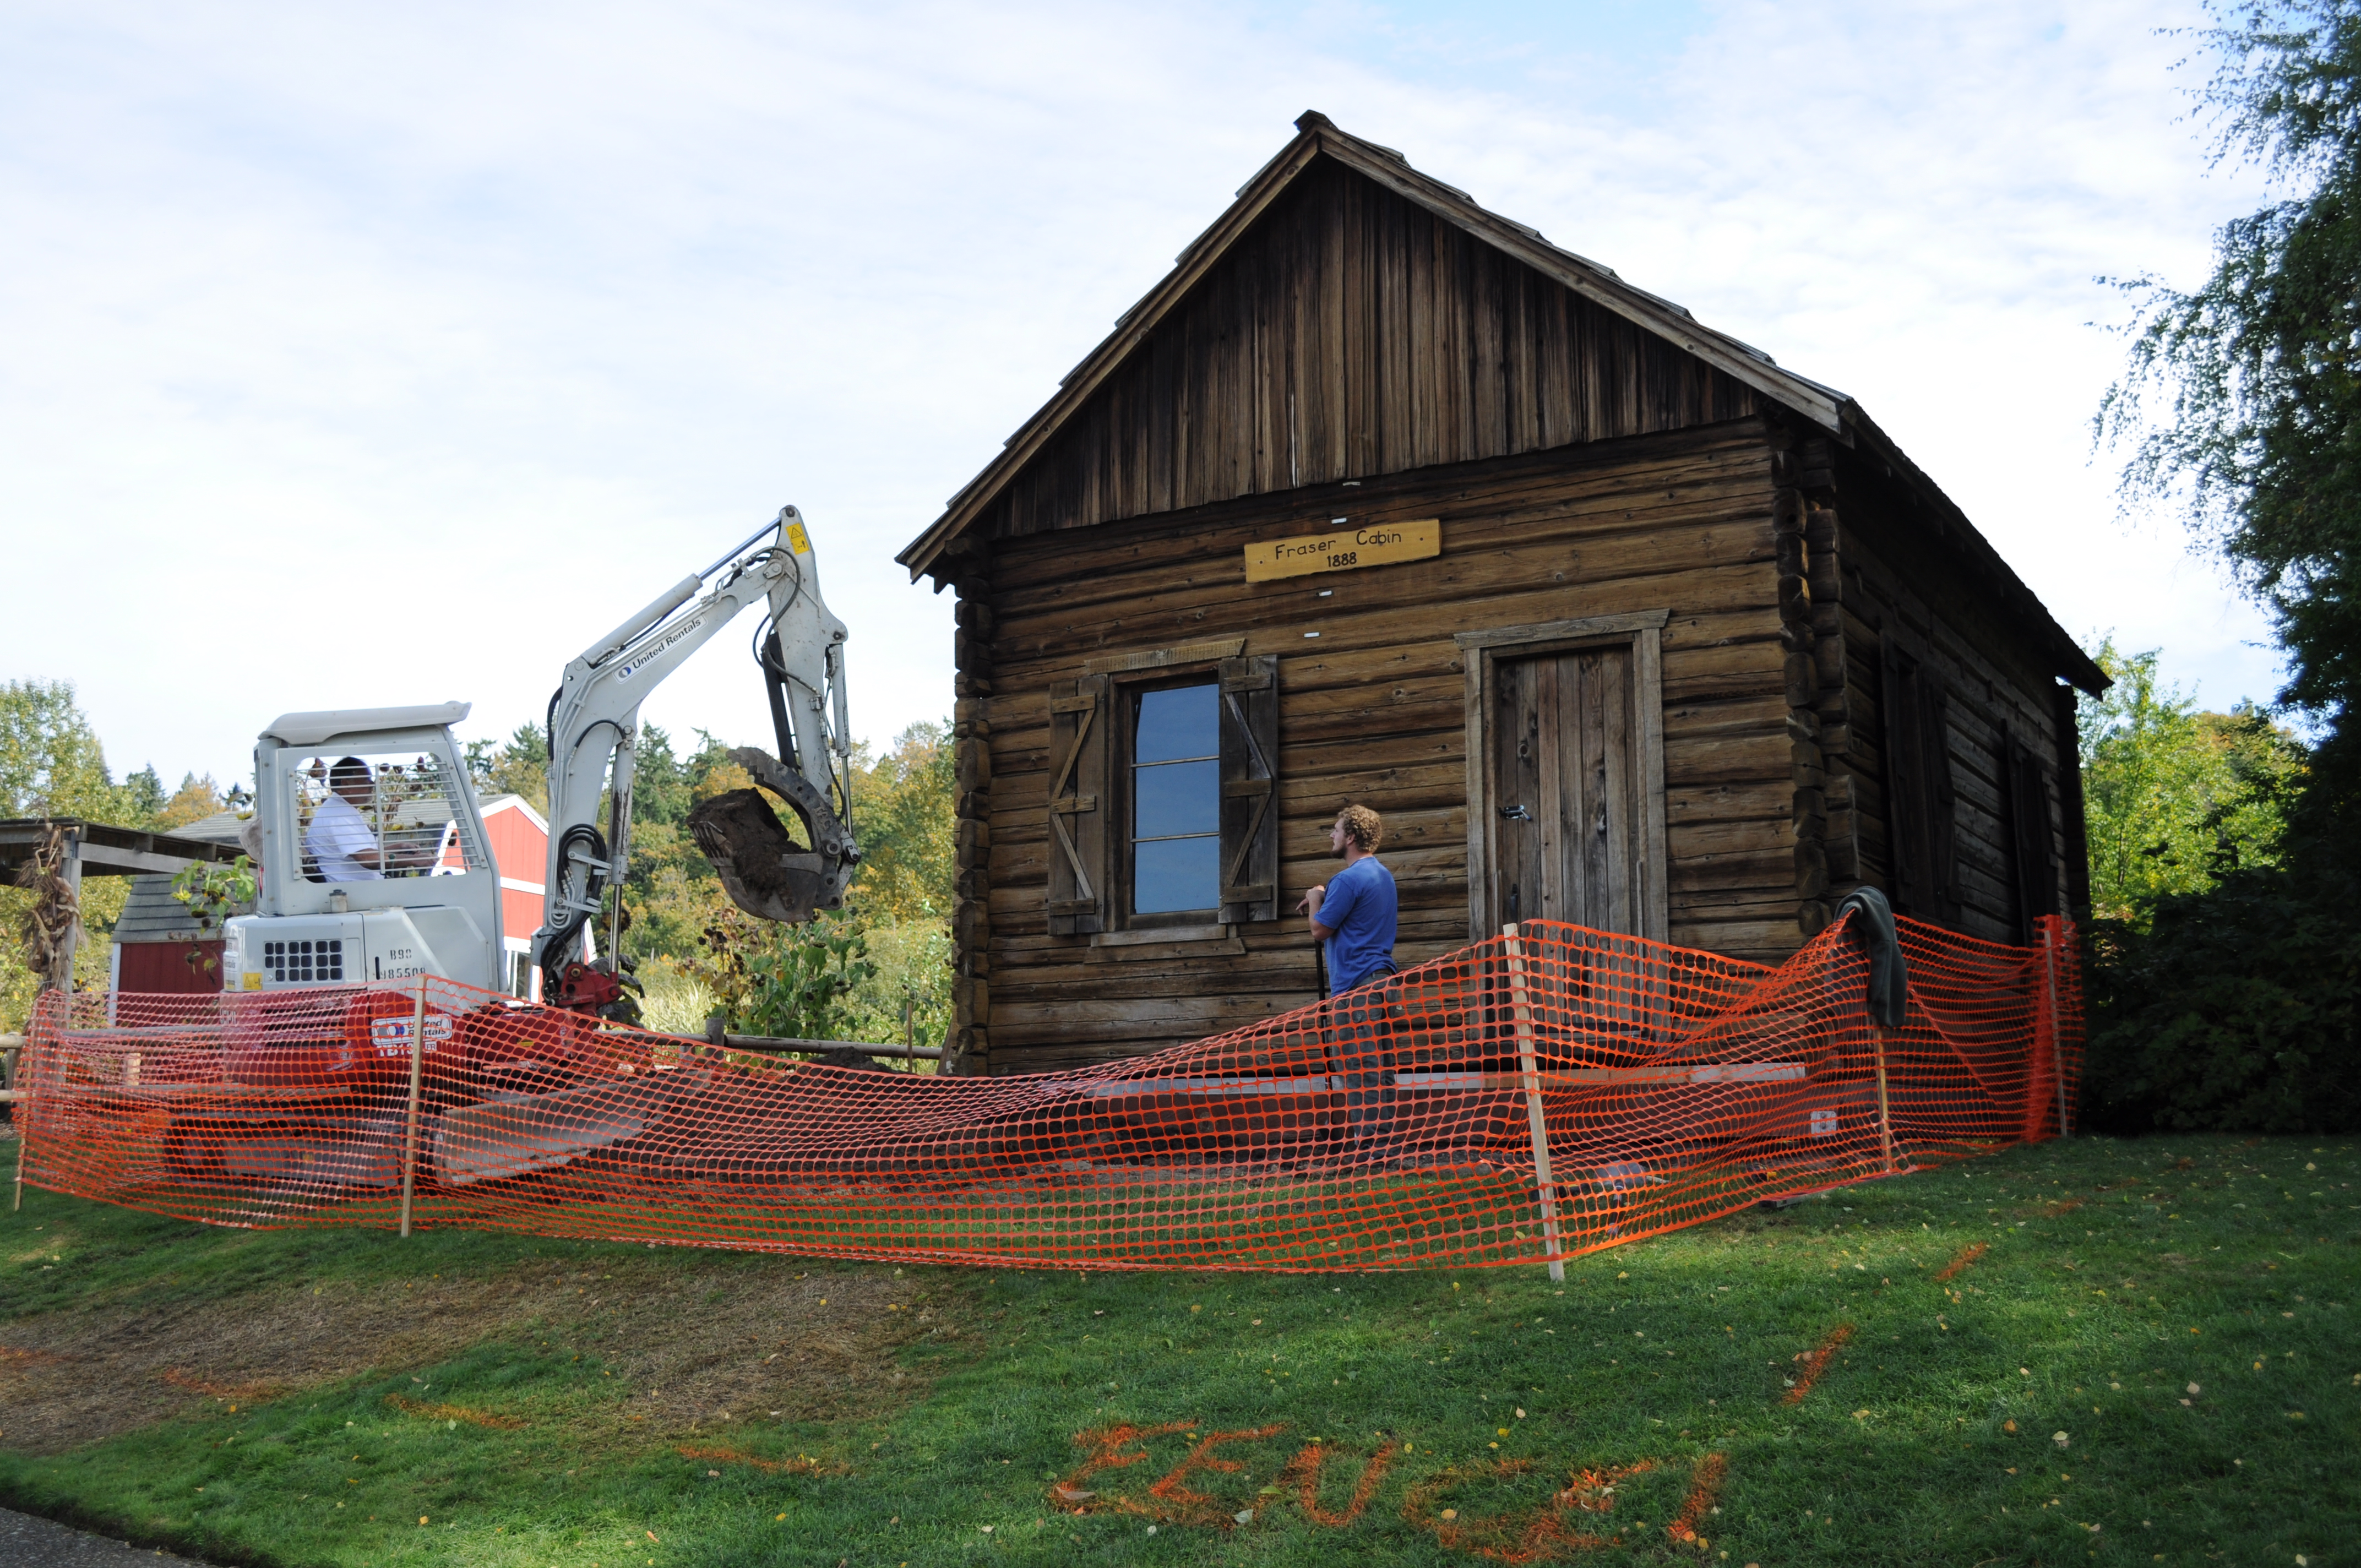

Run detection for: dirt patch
[[0, 1254, 962, 1455]]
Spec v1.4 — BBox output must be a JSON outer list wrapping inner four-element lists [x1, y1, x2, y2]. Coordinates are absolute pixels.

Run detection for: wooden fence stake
[[398, 976, 427, 1238], [2042, 922, 2069, 1139], [1873, 1029, 1897, 1174], [1503, 924, 1565, 1282]]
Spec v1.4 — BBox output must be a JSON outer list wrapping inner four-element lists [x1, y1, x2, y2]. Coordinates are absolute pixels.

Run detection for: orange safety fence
[[10, 910, 2081, 1272]]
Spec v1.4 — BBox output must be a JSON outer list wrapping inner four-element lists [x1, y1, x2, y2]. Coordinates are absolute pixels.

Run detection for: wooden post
[[397, 976, 427, 1238], [2042, 922, 2069, 1139], [1872, 1028, 1897, 1174], [1503, 924, 1565, 1282], [9, 1021, 26, 1213]]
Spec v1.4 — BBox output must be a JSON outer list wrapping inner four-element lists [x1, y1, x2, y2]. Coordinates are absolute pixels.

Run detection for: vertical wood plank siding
[[977, 425, 1793, 1072], [978, 157, 1762, 541], [1821, 446, 2077, 946]]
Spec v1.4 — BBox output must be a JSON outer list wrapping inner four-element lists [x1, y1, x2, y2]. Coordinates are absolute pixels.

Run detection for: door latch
[[1498, 804, 1533, 821]]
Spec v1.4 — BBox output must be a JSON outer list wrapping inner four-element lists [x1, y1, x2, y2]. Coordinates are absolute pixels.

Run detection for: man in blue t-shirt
[[1299, 804, 1399, 1162], [1299, 803, 1397, 994]]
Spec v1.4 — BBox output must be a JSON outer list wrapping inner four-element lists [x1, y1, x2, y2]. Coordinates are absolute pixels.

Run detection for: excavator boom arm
[[530, 508, 856, 1013]]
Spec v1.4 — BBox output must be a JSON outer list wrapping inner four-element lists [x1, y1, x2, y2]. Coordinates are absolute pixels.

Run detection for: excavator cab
[[221, 703, 505, 995]]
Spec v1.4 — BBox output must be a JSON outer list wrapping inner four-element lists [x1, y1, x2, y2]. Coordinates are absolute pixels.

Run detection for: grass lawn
[[0, 1131, 2354, 1567]]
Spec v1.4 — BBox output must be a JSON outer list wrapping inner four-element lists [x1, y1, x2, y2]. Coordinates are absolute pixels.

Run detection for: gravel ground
[[0, 1507, 214, 1566]]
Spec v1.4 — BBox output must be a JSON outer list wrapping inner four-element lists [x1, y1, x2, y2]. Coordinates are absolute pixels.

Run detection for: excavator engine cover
[[687, 747, 857, 924]]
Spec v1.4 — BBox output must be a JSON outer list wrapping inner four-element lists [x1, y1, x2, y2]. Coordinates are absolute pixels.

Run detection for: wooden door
[[1486, 645, 1641, 936]]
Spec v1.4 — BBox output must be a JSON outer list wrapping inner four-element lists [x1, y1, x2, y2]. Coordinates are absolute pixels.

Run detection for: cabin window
[[1045, 652, 1280, 937], [1128, 681, 1221, 917]]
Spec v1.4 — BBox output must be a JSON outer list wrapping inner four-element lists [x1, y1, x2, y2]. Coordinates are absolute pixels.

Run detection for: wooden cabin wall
[[1814, 447, 2076, 944], [979, 157, 1765, 542], [953, 420, 1804, 1075]]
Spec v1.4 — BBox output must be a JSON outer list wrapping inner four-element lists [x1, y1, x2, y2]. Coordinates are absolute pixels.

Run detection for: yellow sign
[[785, 521, 813, 556], [1243, 519, 1439, 584]]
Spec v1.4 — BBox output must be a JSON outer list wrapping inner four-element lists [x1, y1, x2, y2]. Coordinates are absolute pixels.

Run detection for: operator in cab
[[306, 756, 388, 882]]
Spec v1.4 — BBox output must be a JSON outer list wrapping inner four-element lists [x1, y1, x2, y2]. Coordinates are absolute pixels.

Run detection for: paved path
[[0, 1508, 216, 1567]]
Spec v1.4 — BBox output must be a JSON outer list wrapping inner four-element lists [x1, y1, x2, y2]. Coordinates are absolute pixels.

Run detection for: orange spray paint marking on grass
[[1049, 1422, 1194, 1512], [1666, 1453, 1728, 1543], [1933, 1243, 1989, 1282], [1782, 1323, 1854, 1405], [1279, 1439, 1399, 1527], [1403, 1458, 1614, 1563], [382, 1394, 526, 1430], [1133, 1424, 1289, 1527], [0, 1346, 70, 1368], [674, 1446, 847, 1477], [1556, 1461, 1656, 1514]]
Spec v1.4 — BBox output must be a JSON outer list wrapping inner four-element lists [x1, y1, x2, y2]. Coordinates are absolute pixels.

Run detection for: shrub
[[2082, 845, 2361, 1134]]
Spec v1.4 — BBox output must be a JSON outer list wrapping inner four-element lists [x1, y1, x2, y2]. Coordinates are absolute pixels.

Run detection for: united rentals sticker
[[1243, 519, 1440, 584], [368, 1014, 456, 1057]]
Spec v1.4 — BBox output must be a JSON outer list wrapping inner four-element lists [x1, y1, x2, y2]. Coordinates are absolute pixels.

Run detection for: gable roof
[[901, 112, 2104, 693]]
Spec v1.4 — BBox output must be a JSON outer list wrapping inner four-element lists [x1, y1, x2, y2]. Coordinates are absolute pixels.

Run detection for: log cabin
[[899, 111, 2105, 1076]]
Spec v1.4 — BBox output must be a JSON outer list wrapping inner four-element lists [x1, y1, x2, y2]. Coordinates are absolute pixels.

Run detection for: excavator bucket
[[686, 747, 857, 924]]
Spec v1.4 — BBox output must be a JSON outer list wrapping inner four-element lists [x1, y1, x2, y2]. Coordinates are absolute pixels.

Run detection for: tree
[[847, 721, 956, 925], [156, 772, 227, 831], [2098, 0, 2361, 815], [122, 765, 167, 826], [484, 723, 550, 813], [2079, 639, 2304, 916], [0, 679, 127, 820], [0, 682, 134, 1025]]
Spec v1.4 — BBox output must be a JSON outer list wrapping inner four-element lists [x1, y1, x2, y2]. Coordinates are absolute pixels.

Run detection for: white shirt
[[308, 792, 384, 882]]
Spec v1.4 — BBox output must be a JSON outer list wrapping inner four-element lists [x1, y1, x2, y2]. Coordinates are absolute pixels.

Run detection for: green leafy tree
[[2084, 6, 2361, 1133], [847, 721, 955, 924], [0, 679, 128, 820], [633, 724, 691, 827], [122, 765, 167, 826], [0, 682, 133, 1023], [485, 723, 550, 813], [2098, 0, 2361, 812], [2079, 639, 2305, 916]]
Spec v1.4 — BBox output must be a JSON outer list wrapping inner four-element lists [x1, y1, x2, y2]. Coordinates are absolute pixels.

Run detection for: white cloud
[[0, 0, 2282, 796]]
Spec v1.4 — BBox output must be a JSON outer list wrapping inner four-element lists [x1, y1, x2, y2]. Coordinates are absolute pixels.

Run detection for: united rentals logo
[[616, 616, 705, 681]]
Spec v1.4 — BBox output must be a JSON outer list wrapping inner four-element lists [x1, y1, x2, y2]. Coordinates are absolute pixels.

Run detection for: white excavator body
[[217, 509, 858, 1013]]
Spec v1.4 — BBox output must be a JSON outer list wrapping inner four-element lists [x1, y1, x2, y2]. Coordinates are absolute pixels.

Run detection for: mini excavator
[[217, 508, 860, 1019]]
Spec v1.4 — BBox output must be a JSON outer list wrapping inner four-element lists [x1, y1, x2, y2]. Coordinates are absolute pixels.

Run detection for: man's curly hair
[[1336, 803, 1383, 853]]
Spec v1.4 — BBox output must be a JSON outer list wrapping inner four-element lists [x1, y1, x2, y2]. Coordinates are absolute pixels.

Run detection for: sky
[[0, 0, 2285, 792]]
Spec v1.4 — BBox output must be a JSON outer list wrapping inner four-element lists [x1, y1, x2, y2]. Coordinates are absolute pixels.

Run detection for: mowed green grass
[[1, 1131, 2355, 1567]]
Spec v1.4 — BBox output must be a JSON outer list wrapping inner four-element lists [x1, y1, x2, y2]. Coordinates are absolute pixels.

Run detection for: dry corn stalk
[[14, 824, 80, 992]]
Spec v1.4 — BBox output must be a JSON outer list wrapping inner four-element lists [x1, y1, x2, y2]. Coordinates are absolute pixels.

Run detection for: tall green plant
[[690, 907, 877, 1042]]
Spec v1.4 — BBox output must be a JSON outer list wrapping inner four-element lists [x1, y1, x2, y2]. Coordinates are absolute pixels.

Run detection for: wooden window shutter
[[1217, 655, 1280, 923], [1879, 638, 1930, 917], [2005, 727, 2058, 942], [1046, 674, 1111, 935], [1880, 636, 1961, 927], [1917, 666, 1961, 925]]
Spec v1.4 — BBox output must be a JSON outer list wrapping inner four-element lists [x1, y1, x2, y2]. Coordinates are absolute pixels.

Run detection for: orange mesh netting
[[13, 911, 2081, 1272]]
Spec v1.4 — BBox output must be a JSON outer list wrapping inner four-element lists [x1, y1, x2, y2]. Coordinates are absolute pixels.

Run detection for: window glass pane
[[1134, 836, 1218, 913], [289, 751, 487, 884], [1135, 684, 1217, 764], [1135, 760, 1218, 839]]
